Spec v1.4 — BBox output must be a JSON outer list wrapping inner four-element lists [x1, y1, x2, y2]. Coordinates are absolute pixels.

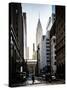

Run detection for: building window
[[47, 57, 49, 59], [55, 56, 56, 59], [46, 52, 50, 55], [20, 66, 23, 72], [16, 9, 18, 14], [47, 60, 50, 62], [54, 62, 56, 65], [53, 38, 56, 43], [46, 42, 50, 44], [46, 46, 50, 48], [46, 49, 50, 51], [46, 39, 49, 41]]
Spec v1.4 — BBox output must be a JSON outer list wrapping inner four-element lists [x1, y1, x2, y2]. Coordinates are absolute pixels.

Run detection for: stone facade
[[55, 6, 65, 79]]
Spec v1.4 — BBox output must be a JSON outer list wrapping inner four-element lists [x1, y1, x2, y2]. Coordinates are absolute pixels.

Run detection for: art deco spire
[[36, 14, 43, 47]]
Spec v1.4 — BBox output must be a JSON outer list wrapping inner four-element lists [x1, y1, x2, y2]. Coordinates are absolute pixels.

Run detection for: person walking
[[32, 74, 35, 84]]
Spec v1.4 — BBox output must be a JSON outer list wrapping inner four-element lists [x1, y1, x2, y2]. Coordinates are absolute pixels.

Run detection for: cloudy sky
[[22, 3, 52, 59]]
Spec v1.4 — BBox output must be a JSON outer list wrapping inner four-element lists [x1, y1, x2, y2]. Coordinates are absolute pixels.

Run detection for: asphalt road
[[23, 76, 65, 86]]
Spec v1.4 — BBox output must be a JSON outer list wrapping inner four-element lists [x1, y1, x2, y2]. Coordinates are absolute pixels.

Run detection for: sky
[[22, 3, 52, 59]]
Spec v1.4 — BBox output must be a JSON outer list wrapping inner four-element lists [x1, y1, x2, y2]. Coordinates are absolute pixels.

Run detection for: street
[[22, 76, 65, 86]]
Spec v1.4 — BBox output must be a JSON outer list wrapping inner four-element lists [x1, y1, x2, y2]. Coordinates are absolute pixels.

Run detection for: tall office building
[[32, 43, 37, 60], [9, 3, 27, 87], [46, 6, 56, 74], [46, 31, 50, 67], [36, 18, 43, 47], [45, 11, 55, 74], [55, 6, 65, 79], [50, 6, 65, 79], [40, 35, 46, 71], [36, 18, 43, 75], [23, 13, 27, 60], [50, 5, 56, 76], [42, 31, 51, 74], [50, 20, 56, 75], [46, 16, 52, 67], [40, 31, 50, 73], [33, 43, 35, 52]]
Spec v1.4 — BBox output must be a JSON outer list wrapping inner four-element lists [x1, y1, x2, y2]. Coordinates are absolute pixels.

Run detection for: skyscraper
[[55, 6, 65, 79], [50, 5, 56, 76], [9, 3, 27, 87], [40, 35, 46, 71], [36, 18, 43, 75], [50, 21, 56, 76], [36, 18, 43, 47], [23, 13, 27, 60], [33, 43, 35, 52]]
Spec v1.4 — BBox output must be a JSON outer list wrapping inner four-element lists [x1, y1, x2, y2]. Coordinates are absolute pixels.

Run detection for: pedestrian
[[32, 74, 35, 84]]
